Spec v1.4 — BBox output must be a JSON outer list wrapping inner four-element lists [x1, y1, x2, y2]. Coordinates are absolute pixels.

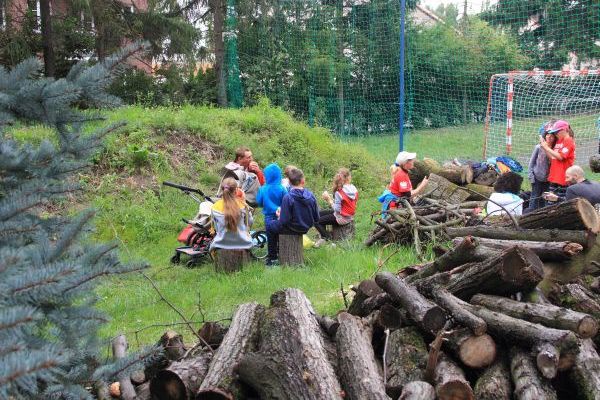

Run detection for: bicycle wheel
[[250, 230, 268, 260]]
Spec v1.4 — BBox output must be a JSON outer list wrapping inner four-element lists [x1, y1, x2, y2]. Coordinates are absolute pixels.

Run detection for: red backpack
[[338, 189, 358, 217]]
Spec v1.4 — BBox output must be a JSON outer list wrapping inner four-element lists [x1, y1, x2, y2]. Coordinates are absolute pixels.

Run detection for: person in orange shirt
[[539, 120, 576, 195], [389, 151, 429, 201]]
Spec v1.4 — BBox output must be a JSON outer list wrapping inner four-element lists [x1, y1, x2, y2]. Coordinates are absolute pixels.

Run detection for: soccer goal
[[483, 70, 600, 166]]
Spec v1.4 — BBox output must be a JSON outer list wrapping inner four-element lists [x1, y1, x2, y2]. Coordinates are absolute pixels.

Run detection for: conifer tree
[[0, 43, 156, 399]]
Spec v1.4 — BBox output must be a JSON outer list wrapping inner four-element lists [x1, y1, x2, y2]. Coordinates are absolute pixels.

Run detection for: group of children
[[210, 162, 359, 267]]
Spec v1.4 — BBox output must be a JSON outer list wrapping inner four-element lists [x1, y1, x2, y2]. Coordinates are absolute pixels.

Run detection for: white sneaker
[[314, 238, 326, 248]]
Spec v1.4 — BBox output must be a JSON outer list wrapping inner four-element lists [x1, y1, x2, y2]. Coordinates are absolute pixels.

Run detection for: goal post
[[483, 69, 600, 166]]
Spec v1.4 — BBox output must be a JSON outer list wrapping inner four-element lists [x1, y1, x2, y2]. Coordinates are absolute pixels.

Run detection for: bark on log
[[464, 304, 579, 359], [336, 312, 389, 400], [470, 294, 598, 338], [569, 339, 600, 400], [510, 347, 558, 400], [558, 283, 600, 320], [465, 183, 495, 201], [196, 302, 264, 400], [406, 236, 482, 283], [348, 279, 385, 316], [399, 381, 436, 400], [279, 234, 304, 265], [519, 198, 600, 233], [535, 342, 560, 379], [198, 322, 227, 349], [423, 173, 470, 204], [408, 158, 442, 186], [150, 352, 212, 400], [444, 328, 496, 369], [93, 381, 110, 400], [474, 358, 512, 400], [317, 315, 340, 337], [375, 272, 447, 332], [214, 249, 250, 273], [384, 326, 428, 395], [415, 246, 544, 300], [144, 330, 187, 380], [437, 165, 474, 185], [434, 352, 474, 400], [445, 226, 591, 247], [452, 237, 584, 262], [236, 289, 343, 400], [112, 335, 136, 400], [429, 288, 487, 336], [332, 221, 355, 241], [376, 303, 408, 330], [135, 382, 151, 400]]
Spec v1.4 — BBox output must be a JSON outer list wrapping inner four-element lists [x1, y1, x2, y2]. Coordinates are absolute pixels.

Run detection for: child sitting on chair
[[314, 168, 358, 247], [210, 177, 254, 252], [265, 168, 319, 266]]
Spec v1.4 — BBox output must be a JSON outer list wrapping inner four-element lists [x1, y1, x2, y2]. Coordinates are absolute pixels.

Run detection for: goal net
[[484, 70, 600, 166]]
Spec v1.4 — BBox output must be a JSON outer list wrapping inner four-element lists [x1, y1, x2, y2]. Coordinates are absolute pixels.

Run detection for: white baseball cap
[[395, 151, 417, 166]]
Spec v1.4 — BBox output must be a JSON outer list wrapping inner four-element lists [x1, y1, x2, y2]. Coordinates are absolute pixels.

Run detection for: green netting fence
[[224, 0, 600, 163]]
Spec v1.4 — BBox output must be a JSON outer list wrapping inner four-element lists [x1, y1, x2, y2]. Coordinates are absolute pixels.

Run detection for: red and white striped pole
[[505, 75, 513, 154]]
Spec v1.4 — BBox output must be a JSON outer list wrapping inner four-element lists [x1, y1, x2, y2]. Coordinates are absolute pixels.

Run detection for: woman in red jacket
[[539, 120, 576, 194]]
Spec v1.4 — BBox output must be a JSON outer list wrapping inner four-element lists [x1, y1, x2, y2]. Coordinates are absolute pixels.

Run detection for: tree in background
[[481, 0, 600, 69], [0, 43, 156, 398]]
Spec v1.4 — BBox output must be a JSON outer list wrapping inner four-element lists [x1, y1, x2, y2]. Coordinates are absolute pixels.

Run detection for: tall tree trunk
[[40, 0, 55, 77], [212, 0, 227, 107]]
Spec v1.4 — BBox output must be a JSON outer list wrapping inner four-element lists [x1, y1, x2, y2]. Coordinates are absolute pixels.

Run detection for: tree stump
[[332, 221, 355, 241], [279, 234, 304, 265], [214, 249, 250, 273]]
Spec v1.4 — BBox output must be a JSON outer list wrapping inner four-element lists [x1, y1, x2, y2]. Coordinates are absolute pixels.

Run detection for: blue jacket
[[256, 163, 287, 217], [280, 188, 319, 234]]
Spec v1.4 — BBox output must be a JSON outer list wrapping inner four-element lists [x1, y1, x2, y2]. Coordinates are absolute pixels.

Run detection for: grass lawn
[[14, 103, 592, 349]]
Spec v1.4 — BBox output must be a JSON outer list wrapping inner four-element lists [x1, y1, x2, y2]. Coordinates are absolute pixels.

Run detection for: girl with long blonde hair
[[210, 178, 254, 251]]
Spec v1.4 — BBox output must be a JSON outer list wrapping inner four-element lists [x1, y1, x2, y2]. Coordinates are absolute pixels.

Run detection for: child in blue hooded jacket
[[256, 163, 288, 264]]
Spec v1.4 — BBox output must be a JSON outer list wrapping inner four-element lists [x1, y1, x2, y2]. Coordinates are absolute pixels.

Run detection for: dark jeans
[[265, 218, 294, 260], [526, 181, 550, 212], [313, 209, 338, 239]]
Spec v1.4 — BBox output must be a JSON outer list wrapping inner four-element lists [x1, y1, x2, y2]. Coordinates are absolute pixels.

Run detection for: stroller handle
[[163, 181, 213, 201]]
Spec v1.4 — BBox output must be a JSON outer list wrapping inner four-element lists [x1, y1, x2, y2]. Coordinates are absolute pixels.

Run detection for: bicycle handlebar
[[162, 181, 207, 197]]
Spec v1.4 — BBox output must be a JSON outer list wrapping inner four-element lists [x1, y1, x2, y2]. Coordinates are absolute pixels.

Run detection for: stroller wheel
[[250, 230, 268, 260], [186, 259, 200, 268], [170, 252, 181, 264]]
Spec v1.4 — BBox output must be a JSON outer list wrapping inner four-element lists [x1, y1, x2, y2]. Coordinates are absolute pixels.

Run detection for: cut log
[[317, 315, 340, 337], [130, 370, 145, 385], [384, 326, 428, 395], [473, 166, 498, 186], [474, 358, 512, 400], [519, 198, 600, 233], [465, 183, 495, 201], [332, 221, 355, 241], [414, 246, 544, 300], [236, 289, 343, 400], [376, 303, 408, 330], [408, 158, 442, 186], [196, 302, 264, 400], [445, 226, 591, 247], [464, 304, 579, 360], [348, 279, 385, 316], [136, 382, 151, 400], [278, 234, 304, 265], [434, 352, 474, 400], [375, 272, 447, 332], [352, 293, 392, 318], [214, 249, 250, 273], [145, 330, 187, 380], [437, 165, 474, 185], [150, 352, 212, 400], [112, 335, 136, 400], [558, 283, 600, 320], [452, 237, 584, 262], [399, 381, 436, 400], [444, 328, 496, 369], [569, 339, 600, 400], [423, 173, 470, 204], [198, 322, 227, 349], [470, 294, 598, 339], [336, 312, 389, 400], [429, 288, 487, 336], [510, 347, 558, 400], [535, 343, 560, 379], [406, 236, 482, 283]]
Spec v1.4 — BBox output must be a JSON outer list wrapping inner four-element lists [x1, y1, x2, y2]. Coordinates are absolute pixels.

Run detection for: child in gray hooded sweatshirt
[[314, 168, 358, 245], [526, 131, 556, 212]]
